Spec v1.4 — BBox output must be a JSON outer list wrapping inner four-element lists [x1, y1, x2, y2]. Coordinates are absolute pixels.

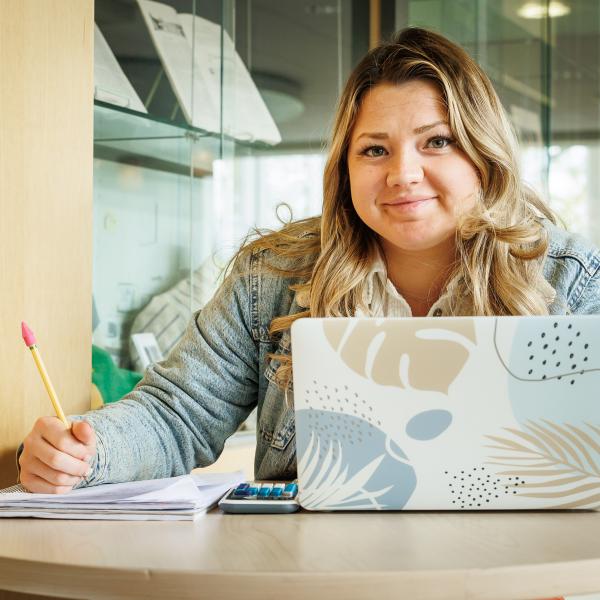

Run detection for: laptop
[[290, 316, 600, 511]]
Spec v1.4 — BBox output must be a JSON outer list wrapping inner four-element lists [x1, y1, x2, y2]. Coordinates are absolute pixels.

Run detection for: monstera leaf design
[[323, 319, 476, 394], [295, 407, 417, 510], [485, 420, 600, 509]]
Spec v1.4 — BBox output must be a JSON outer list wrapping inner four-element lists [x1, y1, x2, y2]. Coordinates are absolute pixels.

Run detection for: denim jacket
[[73, 221, 600, 486]]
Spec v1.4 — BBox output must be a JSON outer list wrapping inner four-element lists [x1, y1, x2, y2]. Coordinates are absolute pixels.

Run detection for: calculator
[[218, 481, 300, 514]]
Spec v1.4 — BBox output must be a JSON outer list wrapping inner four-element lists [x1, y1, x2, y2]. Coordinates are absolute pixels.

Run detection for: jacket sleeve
[[76, 254, 259, 486]]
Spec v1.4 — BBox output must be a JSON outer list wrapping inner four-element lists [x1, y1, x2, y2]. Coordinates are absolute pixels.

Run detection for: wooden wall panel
[[0, 0, 94, 487]]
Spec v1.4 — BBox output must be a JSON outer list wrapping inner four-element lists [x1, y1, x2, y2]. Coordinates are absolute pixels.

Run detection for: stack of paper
[[0, 471, 244, 521]]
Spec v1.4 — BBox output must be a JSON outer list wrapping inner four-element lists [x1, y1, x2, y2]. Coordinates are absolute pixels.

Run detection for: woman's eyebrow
[[354, 132, 389, 141], [413, 120, 449, 134], [354, 121, 449, 142]]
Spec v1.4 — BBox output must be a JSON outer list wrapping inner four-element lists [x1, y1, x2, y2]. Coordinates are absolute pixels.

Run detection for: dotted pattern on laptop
[[305, 381, 382, 426], [524, 321, 591, 385], [303, 382, 386, 462], [444, 466, 526, 509]]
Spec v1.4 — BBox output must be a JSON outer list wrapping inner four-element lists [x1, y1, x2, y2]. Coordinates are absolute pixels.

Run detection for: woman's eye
[[362, 145, 387, 157], [427, 136, 454, 150]]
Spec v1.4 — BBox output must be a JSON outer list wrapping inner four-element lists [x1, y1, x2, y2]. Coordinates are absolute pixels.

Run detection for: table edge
[[1, 555, 600, 600]]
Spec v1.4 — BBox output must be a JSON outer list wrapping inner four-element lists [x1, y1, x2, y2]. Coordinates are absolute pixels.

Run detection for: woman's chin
[[381, 229, 455, 255]]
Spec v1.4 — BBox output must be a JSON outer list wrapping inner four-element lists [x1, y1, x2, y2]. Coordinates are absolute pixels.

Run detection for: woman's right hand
[[18, 417, 96, 494]]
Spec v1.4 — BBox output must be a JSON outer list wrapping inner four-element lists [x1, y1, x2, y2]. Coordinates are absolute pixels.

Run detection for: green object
[[92, 345, 143, 404]]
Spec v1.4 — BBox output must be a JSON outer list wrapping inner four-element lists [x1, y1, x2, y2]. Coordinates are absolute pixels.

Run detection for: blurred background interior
[[92, 0, 600, 418]]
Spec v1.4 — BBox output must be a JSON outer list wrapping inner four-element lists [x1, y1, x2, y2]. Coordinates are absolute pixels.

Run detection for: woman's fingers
[[23, 455, 83, 489], [34, 417, 95, 461], [19, 471, 75, 495], [33, 435, 91, 478]]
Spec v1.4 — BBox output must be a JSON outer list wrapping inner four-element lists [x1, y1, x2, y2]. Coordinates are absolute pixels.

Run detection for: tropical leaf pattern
[[298, 430, 394, 510], [322, 319, 476, 394], [485, 420, 600, 509]]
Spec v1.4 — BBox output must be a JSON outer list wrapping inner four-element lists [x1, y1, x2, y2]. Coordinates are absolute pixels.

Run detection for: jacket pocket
[[259, 403, 296, 451], [264, 330, 292, 387], [271, 407, 295, 450], [257, 405, 297, 480], [259, 329, 296, 471], [260, 351, 296, 451]]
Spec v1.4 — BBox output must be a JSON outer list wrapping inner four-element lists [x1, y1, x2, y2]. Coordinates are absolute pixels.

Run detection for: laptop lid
[[291, 316, 600, 511]]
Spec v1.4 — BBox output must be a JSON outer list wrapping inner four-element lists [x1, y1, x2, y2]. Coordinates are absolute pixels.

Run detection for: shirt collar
[[360, 249, 455, 317], [359, 247, 556, 317]]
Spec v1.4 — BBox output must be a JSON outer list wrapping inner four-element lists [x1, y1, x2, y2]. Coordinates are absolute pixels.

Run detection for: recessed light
[[518, 1, 571, 19]]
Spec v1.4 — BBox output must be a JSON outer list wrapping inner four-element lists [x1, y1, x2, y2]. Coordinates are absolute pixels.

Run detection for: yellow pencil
[[21, 321, 69, 427]]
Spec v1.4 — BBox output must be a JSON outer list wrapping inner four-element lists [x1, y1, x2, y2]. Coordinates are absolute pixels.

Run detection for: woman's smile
[[381, 195, 438, 213]]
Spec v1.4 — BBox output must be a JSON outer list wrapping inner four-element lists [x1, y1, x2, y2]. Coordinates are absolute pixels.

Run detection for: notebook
[[0, 471, 244, 520], [291, 316, 600, 511]]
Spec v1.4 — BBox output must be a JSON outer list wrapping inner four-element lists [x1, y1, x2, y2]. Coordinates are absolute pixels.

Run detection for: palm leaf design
[[298, 431, 393, 510], [485, 420, 600, 509]]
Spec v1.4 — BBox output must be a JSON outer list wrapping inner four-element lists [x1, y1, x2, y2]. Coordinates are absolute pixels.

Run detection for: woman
[[18, 27, 600, 493]]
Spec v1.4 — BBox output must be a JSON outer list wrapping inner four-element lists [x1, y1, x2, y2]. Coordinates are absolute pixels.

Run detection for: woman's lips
[[382, 196, 436, 211]]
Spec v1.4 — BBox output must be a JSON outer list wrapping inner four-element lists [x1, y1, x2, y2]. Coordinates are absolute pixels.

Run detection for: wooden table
[[0, 511, 599, 600]]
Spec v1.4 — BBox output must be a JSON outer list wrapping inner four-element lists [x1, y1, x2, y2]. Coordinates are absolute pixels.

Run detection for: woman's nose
[[386, 150, 424, 187]]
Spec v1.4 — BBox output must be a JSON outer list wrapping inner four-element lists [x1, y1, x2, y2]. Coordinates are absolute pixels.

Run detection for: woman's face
[[347, 80, 480, 256]]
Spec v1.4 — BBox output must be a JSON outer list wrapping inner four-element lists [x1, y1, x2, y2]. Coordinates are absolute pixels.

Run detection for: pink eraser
[[21, 321, 37, 347]]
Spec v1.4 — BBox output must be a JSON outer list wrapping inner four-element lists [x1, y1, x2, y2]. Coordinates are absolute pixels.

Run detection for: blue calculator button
[[237, 483, 250, 490], [258, 487, 271, 499], [269, 487, 283, 498], [246, 487, 259, 497], [282, 483, 298, 498], [232, 488, 248, 497]]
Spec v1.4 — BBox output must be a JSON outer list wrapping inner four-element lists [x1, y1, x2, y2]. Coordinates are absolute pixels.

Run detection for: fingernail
[[86, 467, 92, 477]]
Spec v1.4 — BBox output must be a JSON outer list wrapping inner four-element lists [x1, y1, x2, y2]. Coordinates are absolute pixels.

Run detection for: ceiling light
[[518, 2, 571, 19]]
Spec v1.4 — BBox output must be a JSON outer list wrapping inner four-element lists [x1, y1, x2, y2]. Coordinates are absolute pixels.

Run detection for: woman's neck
[[380, 238, 457, 317]]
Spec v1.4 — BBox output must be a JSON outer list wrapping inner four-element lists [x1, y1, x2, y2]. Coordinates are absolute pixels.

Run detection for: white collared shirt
[[356, 251, 557, 318], [356, 253, 452, 317]]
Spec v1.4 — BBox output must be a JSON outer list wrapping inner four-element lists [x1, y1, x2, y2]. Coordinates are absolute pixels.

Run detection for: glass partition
[[94, 0, 209, 369], [94, 0, 600, 378], [215, 0, 350, 253], [92, 0, 351, 387]]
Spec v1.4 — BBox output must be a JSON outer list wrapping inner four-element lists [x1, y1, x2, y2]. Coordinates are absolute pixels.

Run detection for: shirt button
[[433, 308, 443, 317]]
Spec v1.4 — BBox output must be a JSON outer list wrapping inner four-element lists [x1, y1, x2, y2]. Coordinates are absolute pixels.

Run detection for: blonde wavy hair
[[233, 27, 557, 387]]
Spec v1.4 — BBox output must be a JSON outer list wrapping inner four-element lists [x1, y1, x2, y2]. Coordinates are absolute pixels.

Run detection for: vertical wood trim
[[0, 0, 94, 487], [369, 0, 382, 49]]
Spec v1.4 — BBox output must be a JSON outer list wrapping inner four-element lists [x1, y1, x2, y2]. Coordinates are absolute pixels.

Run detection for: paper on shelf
[[136, 0, 281, 144], [94, 24, 147, 113], [179, 13, 281, 145], [137, 0, 219, 133]]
